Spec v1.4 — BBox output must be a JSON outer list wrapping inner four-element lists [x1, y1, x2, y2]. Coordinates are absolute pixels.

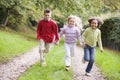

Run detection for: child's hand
[[82, 42, 86, 47], [54, 41, 59, 45]]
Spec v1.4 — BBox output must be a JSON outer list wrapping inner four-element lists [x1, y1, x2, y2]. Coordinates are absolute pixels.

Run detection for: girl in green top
[[82, 18, 103, 76]]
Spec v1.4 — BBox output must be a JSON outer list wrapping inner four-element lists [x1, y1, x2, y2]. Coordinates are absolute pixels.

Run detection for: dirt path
[[0, 46, 105, 80], [0, 46, 40, 80], [72, 46, 105, 80]]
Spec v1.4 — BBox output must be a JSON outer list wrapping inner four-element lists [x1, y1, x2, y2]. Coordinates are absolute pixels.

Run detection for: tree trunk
[[3, 9, 9, 26]]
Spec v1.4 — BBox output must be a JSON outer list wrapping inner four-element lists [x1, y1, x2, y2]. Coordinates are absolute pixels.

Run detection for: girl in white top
[[59, 15, 83, 71]]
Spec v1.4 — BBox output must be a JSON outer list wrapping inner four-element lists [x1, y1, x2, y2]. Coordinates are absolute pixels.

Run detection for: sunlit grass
[[19, 39, 73, 80], [0, 30, 38, 63], [95, 48, 120, 80]]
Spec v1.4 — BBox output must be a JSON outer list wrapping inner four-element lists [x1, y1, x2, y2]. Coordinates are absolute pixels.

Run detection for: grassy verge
[[19, 40, 73, 80], [0, 30, 38, 63], [95, 48, 120, 80]]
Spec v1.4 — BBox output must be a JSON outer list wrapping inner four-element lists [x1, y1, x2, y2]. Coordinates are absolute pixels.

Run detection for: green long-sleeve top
[[82, 27, 103, 50]]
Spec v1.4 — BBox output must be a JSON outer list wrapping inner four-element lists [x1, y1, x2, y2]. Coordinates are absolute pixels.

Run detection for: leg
[[70, 43, 76, 57], [64, 43, 71, 66], [39, 39, 46, 66], [84, 44, 90, 61], [44, 42, 53, 53], [86, 46, 95, 73]]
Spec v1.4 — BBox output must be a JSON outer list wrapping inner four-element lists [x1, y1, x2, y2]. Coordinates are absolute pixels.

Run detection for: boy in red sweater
[[37, 9, 59, 66]]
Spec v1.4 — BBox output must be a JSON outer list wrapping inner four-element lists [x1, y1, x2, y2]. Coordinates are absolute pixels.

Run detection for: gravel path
[[0, 46, 105, 80], [72, 46, 105, 80], [0, 46, 40, 80]]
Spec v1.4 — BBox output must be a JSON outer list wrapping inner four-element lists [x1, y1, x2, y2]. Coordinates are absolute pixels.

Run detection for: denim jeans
[[84, 44, 96, 73]]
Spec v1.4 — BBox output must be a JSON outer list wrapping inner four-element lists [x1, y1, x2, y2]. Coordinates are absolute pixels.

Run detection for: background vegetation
[[0, 0, 120, 29], [100, 17, 120, 51]]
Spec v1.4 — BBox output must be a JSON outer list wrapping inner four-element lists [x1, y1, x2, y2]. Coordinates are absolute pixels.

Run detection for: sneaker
[[65, 66, 70, 71], [82, 57, 86, 64], [41, 62, 46, 67], [40, 60, 46, 67], [85, 72, 91, 76]]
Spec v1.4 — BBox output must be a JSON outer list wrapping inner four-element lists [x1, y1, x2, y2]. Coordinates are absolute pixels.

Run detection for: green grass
[[95, 48, 120, 80], [0, 30, 38, 63], [19, 40, 73, 80]]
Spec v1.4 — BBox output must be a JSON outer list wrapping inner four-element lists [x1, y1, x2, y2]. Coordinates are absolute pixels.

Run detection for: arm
[[37, 21, 41, 40], [76, 29, 82, 45], [59, 28, 65, 38], [98, 30, 103, 52], [82, 29, 88, 46], [53, 22, 59, 43]]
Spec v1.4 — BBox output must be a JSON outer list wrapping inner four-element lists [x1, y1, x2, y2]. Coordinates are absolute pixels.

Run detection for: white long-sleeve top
[[59, 26, 82, 45]]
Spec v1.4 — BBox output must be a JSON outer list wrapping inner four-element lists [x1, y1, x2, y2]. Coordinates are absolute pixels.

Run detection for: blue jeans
[[84, 44, 96, 73]]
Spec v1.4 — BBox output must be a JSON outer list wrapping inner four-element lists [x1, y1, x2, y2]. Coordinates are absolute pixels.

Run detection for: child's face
[[90, 20, 98, 29], [68, 18, 75, 27], [44, 13, 51, 20]]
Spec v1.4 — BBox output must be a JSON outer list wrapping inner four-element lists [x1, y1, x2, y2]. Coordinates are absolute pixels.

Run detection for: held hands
[[82, 42, 86, 47], [54, 41, 59, 45]]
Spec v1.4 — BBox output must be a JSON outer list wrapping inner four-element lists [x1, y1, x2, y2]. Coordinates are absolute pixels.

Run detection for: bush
[[100, 17, 120, 51]]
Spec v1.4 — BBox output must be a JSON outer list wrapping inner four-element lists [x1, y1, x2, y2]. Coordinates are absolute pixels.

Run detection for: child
[[37, 9, 59, 66], [59, 15, 82, 71], [82, 17, 103, 76]]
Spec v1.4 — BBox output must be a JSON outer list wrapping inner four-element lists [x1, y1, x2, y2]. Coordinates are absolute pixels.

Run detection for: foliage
[[100, 17, 120, 51], [102, 0, 120, 12], [0, 0, 120, 30]]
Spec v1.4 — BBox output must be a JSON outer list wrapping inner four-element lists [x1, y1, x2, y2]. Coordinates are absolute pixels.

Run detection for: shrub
[[100, 17, 120, 51]]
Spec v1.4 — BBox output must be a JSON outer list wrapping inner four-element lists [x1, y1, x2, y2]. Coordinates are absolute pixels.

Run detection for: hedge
[[100, 17, 120, 51]]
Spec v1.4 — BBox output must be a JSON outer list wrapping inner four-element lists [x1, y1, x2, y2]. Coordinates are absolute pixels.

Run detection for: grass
[[19, 40, 73, 80], [2, 29, 119, 80], [0, 30, 38, 63], [95, 48, 120, 80]]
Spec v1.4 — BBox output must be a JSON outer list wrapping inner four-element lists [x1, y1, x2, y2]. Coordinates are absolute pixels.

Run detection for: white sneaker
[[41, 62, 46, 67], [65, 66, 70, 71], [41, 60, 46, 67], [82, 57, 86, 64], [85, 72, 91, 76]]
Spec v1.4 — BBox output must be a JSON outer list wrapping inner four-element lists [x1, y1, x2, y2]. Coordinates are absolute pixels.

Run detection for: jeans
[[84, 44, 96, 73]]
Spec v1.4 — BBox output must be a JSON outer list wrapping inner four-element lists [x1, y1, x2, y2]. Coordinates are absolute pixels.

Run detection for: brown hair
[[88, 17, 103, 28], [44, 9, 51, 13]]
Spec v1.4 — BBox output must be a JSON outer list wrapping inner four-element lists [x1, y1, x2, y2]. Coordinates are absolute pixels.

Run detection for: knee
[[90, 58, 94, 62], [65, 54, 70, 58], [39, 48, 45, 53], [44, 50, 49, 53], [44, 49, 49, 53]]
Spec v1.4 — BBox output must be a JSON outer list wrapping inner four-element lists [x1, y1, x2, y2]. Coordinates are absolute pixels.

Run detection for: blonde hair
[[67, 15, 76, 22], [64, 15, 83, 31], [74, 15, 83, 31], [63, 15, 76, 28]]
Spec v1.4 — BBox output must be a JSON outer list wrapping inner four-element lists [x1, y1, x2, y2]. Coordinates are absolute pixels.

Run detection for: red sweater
[[37, 19, 59, 43]]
